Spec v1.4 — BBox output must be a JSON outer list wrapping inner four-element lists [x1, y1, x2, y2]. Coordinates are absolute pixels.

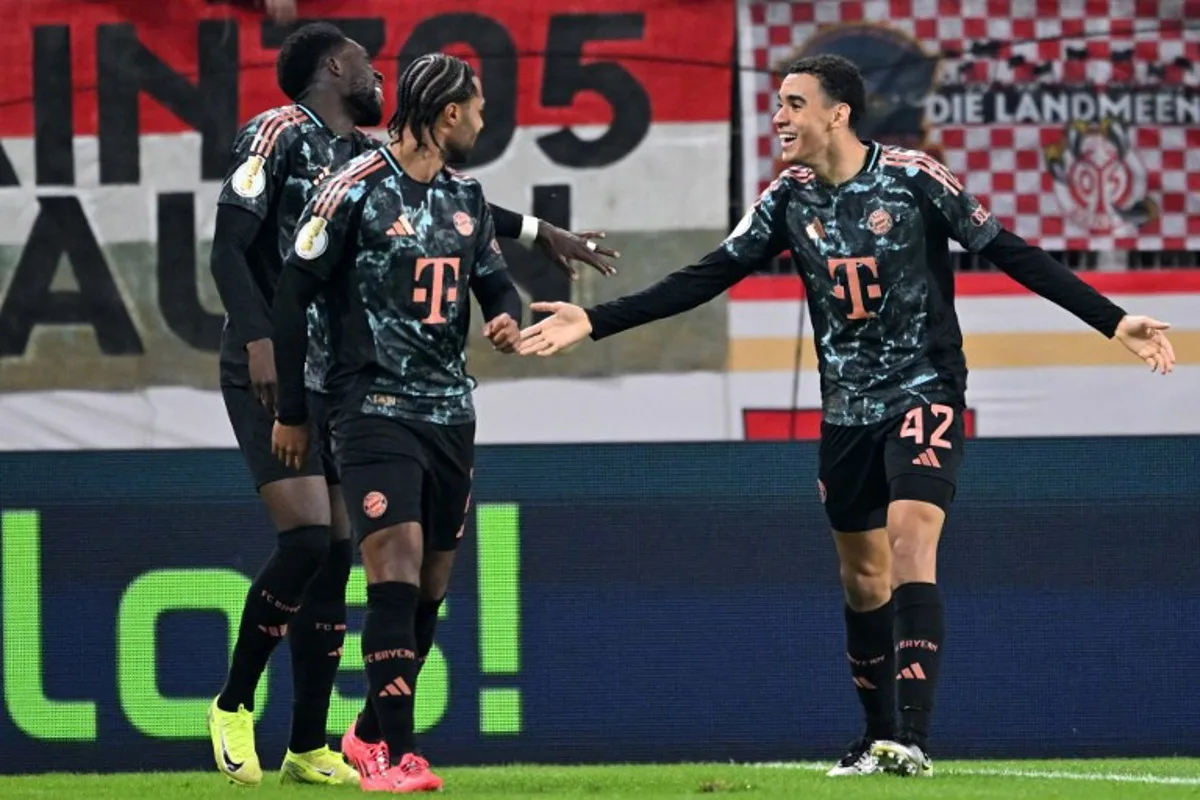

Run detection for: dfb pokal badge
[[295, 217, 329, 260]]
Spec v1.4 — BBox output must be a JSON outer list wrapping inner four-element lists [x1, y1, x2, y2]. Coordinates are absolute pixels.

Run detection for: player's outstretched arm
[[981, 230, 1174, 373], [904, 154, 1175, 374], [488, 203, 619, 279], [516, 248, 755, 356], [516, 174, 790, 357]]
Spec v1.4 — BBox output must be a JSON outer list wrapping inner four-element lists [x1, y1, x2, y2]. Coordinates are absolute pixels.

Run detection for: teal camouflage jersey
[[723, 142, 1002, 426], [283, 147, 508, 425], [216, 103, 376, 388]]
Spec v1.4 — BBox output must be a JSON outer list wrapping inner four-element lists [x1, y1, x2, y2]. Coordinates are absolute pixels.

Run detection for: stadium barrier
[[1, 439, 1197, 772]]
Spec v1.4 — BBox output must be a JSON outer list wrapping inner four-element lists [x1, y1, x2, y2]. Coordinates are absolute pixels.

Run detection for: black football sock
[[287, 538, 352, 753], [355, 698, 382, 743], [355, 595, 445, 742], [218, 525, 330, 712], [361, 581, 421, 761], [413, 596, 445, 685], [844, 598, 896, 741], [894, 582, 944, 751]]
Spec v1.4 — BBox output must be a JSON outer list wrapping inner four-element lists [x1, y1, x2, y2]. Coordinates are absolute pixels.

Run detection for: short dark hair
[[387, 53, 477, 146], [786, 55, 866, 130], [276, 22, 348, 101]]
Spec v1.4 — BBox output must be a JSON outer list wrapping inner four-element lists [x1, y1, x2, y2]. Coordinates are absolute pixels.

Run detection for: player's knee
[[277, 524, 333, 578], [419, 551, 456, 601], [839, 562, 891, 611], [303, 538, 352, 602], [888, 503, 943, 580], [360, 523, 423, 586], [261, 476, 333, 530]]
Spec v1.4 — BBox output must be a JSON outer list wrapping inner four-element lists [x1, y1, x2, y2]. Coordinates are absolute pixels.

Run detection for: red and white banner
[[0, 0, 734, 237], [0, 0, 736, 449], [738, 0, 1200, 252]]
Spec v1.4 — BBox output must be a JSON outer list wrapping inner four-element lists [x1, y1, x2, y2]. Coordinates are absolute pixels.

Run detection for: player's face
[[340, 40, 385, 127], [442, 77, 486, 165], [773, 72, 845, 165]]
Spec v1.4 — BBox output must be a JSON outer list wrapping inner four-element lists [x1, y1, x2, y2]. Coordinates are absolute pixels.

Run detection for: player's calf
[[218, 524, 331, 713], [886, 497, 946, 757], [833, 528, 898, 751], [288, 537, 353, 754]]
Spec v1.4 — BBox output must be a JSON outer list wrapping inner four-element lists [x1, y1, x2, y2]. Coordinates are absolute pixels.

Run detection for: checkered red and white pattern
[[740, 0, 1200, 251]]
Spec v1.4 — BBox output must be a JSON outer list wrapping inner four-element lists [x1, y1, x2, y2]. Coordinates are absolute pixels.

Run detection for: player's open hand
[[534, 222, 619, 281], [517, 302, 592, 356], [1115, 315, 1175, 374], [246, 338, 278, 416], [271, 421, 310, 471], [482, 313, 520, 353]]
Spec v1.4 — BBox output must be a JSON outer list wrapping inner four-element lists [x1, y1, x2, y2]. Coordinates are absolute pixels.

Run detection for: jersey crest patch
[[453, 211, 475, 237], [231, 155, 267, 199], [867, 208, 893, 235], [295, 217, 329, 260]]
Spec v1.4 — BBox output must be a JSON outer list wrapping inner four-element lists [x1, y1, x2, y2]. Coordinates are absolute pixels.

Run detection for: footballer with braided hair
[[269, 52, 537, 792]]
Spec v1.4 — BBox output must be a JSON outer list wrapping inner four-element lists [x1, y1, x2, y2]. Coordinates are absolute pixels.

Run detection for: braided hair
[[387, 53, 478, 151]]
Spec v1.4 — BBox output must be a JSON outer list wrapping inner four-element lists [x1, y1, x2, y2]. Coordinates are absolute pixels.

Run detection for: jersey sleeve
[[719, 174, 792, 267], [283, 174, 361, 283], [217, 112, 296, 220], [903, 153, 1002, 252], [473, 196, 508, 277]]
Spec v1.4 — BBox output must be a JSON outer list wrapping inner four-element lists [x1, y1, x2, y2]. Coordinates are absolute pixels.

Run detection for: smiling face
[[772, 71, 853, 166]]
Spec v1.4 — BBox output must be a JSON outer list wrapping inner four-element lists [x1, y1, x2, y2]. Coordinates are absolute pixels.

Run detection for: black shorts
[[818, 403, 966, 533], [332, 412, 475, 550], [222, 385, 339, 489]]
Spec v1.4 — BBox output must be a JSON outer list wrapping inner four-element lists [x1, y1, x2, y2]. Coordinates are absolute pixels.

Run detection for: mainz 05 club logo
[[1043, 118, 1159, 235]]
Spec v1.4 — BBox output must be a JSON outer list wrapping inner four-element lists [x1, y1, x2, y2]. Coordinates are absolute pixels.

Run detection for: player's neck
[[388, 140, 444, 184], [809, 138, 870, 186], [297, 92, 357, 137]]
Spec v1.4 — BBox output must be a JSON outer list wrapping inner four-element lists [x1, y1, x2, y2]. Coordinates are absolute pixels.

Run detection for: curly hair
[[276, 22, 348, 101]]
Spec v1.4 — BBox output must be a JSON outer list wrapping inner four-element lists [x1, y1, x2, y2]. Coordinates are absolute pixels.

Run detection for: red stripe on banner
[[728, 270, 1200, 301], [0, 0, 733, 137]]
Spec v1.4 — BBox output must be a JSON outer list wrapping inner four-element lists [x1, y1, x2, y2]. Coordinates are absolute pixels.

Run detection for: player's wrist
[[277, 411, 307, 427], [245, 337, 272, 351], [518, 215, 540, 247]]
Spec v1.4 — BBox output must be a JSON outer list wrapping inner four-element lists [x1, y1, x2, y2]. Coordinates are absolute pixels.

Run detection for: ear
[[442, 102, 461, 127], [831, 102, 851, 130], [326, 55, 343, 79]]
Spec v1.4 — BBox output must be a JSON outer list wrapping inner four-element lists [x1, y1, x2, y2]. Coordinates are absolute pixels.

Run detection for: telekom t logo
[[413, 257, 462, 324], [827, 257, 881, 320]]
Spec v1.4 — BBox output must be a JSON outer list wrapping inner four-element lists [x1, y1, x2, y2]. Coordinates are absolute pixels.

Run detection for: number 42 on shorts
[[899, 404, 956, 449]]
